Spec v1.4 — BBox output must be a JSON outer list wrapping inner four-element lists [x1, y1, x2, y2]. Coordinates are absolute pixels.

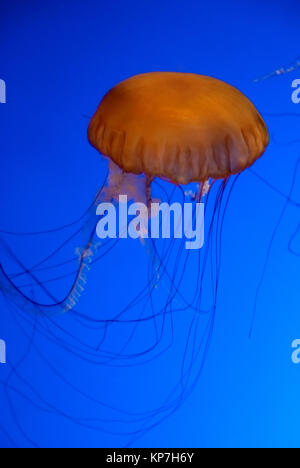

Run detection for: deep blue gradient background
[[1, 0, 300, 448]]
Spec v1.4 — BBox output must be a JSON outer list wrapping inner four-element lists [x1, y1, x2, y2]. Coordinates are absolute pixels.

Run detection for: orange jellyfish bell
[[88, 72, 269, 186]]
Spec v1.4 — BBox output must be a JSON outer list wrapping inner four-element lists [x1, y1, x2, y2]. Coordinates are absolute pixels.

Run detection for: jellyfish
[[0, 73, 270, 446], [1, 73, 269, 312], [88, 72, 268, 201]]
